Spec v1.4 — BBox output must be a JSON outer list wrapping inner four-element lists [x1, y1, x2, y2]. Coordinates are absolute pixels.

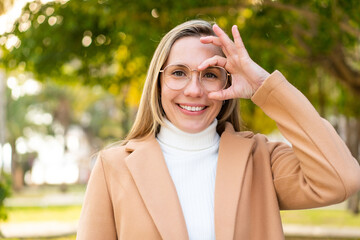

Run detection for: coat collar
[[214, 123, 255, 239], [124, 123, 255, 239], [124, 137, 189, 239]]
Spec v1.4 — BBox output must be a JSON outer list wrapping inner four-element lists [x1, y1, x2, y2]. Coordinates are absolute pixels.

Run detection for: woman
[[77, 20, 360, 240]]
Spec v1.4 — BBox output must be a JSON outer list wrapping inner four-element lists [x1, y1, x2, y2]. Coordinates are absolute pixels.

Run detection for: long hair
[[122, 19, 241, 145]]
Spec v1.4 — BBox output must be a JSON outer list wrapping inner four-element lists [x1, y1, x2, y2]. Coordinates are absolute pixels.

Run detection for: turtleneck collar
[[156, 118, 220, 151]]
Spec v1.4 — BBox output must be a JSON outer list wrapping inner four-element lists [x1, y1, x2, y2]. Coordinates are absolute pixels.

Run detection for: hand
[[199, 24, 270, 100]]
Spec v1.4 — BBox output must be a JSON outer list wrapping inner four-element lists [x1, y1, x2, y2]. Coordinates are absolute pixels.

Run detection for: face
[[160, 36, 223, 133]]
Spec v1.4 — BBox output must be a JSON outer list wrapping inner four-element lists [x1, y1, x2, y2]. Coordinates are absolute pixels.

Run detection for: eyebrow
[[165, 62, 198, 69]]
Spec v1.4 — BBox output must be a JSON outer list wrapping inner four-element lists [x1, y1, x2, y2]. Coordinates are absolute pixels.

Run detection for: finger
[[208, 88, 234, 101], [200, 35, 229, 56], [231, 25, 244, 49], [231, 25, 249, 57], [198, 55, 227, 70], [213, 24, 237, 55], [200, 36, 222, 47]]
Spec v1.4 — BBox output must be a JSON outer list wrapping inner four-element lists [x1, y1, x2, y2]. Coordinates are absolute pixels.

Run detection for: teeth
[[179, 105, 205, 111]]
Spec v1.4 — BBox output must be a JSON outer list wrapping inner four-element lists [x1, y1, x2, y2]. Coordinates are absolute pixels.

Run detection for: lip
[[177, 103, 208, 115]]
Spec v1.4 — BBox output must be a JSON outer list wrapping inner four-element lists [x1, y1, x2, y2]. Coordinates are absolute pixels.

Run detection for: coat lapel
[[215, 123, 255, 240], [124, 137, 189, 240]]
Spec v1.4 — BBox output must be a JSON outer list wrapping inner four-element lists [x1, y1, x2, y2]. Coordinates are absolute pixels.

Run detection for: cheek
[[160, 83, 173, 114], [160, 92, 167, 112], [160, 78, 166, 107], [213, 100, 223, 115]]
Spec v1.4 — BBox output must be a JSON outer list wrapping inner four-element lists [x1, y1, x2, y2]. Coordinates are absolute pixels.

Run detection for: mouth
[[178, 104, 207, 112]]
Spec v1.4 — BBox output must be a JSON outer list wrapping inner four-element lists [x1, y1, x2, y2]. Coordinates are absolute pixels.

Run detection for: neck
[[157, 118, 219, 151]]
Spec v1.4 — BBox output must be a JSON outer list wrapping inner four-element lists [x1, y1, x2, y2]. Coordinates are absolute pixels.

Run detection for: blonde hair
[[122, 19, 240, 145]]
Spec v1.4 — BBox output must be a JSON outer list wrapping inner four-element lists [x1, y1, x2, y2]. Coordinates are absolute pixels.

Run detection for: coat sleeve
[[76, 152, 117, 240], [251, 70, 360, 210]]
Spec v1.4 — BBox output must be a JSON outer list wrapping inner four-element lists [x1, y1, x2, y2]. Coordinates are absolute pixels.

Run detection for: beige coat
[[77, 71, 360, 240]]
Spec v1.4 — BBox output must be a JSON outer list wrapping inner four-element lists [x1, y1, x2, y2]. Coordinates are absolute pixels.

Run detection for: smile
[[179, 104, 206, 112]]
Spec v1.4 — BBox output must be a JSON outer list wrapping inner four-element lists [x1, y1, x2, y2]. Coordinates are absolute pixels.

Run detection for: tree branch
[[263, 0, 317, 20], [339, 21, 360, 38], [326, 44, 360, 94], [185, 4, 248, 16]]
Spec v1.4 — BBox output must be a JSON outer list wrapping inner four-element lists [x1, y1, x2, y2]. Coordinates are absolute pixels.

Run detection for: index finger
[[212, 24, 237, 56], [200, 35, 229, 56], [231, 25, 249, 57]]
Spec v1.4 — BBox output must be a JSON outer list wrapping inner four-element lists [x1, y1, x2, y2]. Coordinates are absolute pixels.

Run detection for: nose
[[183, 71, 203, 97]]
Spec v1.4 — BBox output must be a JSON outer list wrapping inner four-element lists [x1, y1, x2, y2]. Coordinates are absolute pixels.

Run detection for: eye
[[202, 72, 218, 79], [172, 70, 187, 77]]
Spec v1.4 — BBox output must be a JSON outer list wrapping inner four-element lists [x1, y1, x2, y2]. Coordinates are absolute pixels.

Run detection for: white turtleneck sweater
[[156, 119, 220, 240]]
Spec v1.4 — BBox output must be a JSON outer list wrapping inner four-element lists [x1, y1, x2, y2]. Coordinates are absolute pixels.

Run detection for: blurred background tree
[[0, 0, 14, 15], [0, 0, 359, 217], [0, 0, 15, 223]]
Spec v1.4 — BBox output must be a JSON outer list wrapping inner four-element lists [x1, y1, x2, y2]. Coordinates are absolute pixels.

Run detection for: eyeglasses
[[159, 63, 230, 92]]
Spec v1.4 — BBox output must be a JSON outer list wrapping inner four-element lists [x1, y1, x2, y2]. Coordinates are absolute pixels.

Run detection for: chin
[[180, 122, 208, 133]]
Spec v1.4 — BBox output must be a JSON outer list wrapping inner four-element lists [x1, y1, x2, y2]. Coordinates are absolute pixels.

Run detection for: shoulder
[[99, 144, 129, 164], [91, 140, 144, 184], [232, 131, 269, 142], [222, 122, 270, 143], [90, 145, 129, 178], [222, 123, 289, 155], [97, 137, 158, 167]]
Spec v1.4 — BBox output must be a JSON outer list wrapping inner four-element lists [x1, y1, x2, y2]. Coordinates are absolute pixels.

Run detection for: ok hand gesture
[[199, 24, 270, 100]]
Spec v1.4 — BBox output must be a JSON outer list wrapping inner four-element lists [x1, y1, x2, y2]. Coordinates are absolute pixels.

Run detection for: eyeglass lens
[[162, 64, 228, 91]]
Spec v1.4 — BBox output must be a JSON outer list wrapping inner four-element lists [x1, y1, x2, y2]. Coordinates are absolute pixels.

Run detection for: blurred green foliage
[[281, 208, 360, 227], [1, 0, 359, 129], [0, 0, 359, 217], [7, 205, 81, 222], [0, 173, 12, 221], [2, 1, 359, 84]]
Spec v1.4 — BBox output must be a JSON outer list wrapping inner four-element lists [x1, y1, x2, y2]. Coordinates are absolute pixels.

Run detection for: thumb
[[208, 89, 234, 101]]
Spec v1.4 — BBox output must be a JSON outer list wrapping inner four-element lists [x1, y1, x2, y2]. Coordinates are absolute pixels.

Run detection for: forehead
[[165, 36, 223, 67]]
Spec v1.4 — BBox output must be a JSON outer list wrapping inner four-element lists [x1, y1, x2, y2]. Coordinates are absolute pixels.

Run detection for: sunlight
[[0, 0, 27, 35], [7, 75, 42, 100], [0, 143, 12, 173], [0, 0, 69, 36]]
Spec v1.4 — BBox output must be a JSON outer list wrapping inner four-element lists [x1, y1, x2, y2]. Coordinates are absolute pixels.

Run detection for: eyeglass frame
[[159, 63, 231, 92]]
